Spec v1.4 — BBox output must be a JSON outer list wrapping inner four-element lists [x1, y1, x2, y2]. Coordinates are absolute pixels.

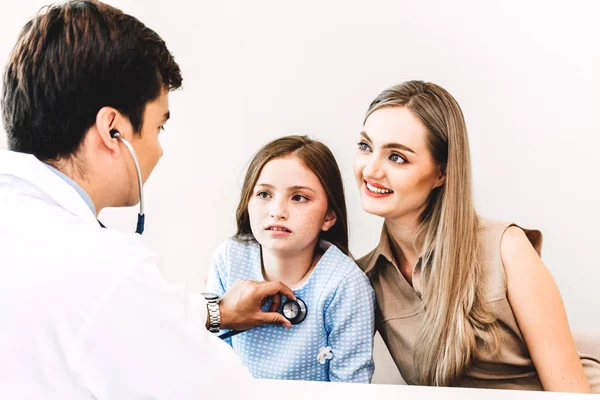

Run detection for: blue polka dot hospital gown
[[206, 239, 376, 383]]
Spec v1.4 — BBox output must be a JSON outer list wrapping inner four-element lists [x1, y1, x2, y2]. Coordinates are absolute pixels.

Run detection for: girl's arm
[[501, 226, 591, 393], [324, 269, 376, 383]]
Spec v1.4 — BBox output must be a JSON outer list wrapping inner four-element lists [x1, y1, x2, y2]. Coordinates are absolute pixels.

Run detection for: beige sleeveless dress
[[358, 217, 600, 392]]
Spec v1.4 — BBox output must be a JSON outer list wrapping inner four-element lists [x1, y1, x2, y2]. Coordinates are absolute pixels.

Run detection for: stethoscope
[[107, 130, 308, 336], [218, 297, 308, 340], [107, 129, 145, 235]]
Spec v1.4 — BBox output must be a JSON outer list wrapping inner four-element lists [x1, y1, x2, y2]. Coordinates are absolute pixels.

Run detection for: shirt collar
[[44, 163, 97, 216], [362, 223, 425, 297], [362, 223, 398, 274]]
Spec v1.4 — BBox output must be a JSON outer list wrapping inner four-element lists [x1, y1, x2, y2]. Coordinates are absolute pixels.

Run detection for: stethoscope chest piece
[[217, 297, 308, 340], [282, 298, 307, 324]]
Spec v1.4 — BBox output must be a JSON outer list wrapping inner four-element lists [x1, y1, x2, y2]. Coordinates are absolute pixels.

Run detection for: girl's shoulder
[[212, 237, 261, 272], [318, 242, 373, 290], [217, 237, 260, 256]]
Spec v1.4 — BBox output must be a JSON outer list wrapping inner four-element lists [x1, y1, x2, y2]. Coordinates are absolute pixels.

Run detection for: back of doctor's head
[[234, 135, 350, 257], [1, 0, 182, 161]]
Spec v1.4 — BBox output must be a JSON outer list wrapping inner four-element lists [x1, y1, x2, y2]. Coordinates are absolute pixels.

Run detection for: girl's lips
[[265, 225, 292, 236]]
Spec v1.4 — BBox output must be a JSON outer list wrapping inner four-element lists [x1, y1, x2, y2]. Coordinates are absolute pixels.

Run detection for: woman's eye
[[390, 153, 406, 164], [257, 192, 270, 199], [292, 195, 308, 202], [357, 141, 371, 152]]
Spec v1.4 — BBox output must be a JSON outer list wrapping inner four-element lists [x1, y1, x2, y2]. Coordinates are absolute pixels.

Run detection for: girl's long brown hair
[[235, 135, 350, 256]]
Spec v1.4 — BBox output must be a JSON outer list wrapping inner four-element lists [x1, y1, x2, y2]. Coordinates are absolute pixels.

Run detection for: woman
[[354, 80, 600, 392]]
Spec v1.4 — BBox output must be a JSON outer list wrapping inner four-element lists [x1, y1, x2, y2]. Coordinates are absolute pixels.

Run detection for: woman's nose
[[362, 156, 385, 180]]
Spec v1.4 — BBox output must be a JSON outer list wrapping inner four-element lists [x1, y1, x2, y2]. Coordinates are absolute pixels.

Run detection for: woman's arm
[[324, 269, 376, 383], [501, 226, 591, 393]]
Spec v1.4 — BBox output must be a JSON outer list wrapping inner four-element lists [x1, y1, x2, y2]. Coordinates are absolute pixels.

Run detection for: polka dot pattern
[[206, 239, 376, 383]]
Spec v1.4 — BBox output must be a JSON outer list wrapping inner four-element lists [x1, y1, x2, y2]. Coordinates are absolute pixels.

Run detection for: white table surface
[[254, 379, 597, 399]]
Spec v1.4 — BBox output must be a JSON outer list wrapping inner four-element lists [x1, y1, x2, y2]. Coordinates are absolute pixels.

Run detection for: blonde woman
[[354, 80, 600, 392]]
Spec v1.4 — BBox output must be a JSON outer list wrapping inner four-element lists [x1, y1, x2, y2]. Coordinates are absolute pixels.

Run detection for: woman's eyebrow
[[360, 131, 416, 154]]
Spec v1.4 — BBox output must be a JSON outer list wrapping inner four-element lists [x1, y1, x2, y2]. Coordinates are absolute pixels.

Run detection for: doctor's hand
[[217, 280, 297, 331]]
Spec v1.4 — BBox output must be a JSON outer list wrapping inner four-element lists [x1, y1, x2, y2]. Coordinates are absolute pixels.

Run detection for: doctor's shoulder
[[88, 227, 159, 276], [46, 226, 164, 314]]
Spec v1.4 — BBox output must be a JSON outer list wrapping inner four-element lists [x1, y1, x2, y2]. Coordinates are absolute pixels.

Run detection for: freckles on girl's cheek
[[297, 212, 309, 224], [297, 212, 318, 228]]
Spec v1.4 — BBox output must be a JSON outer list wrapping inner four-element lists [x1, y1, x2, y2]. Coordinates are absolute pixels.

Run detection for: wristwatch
[[201, 292, 221, 333]]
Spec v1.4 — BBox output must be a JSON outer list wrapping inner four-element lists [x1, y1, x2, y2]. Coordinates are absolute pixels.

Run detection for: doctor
[[0, 1, 296, 398]]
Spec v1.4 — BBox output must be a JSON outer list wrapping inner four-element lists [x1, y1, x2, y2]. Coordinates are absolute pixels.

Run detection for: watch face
[[201, 292, 219, 301]]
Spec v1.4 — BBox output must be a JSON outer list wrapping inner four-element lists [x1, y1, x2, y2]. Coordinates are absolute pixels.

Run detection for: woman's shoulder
[[476, 216, 543, 256], [475, 216, 544, 301], [477, 216, 510, 230]]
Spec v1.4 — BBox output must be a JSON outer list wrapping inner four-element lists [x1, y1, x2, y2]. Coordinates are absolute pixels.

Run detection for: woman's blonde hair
[[365, 81, 500, 386]]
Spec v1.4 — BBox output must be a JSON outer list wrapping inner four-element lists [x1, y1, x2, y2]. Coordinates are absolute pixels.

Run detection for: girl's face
[[248, 155, 336, 255], [353, 106, 445, 222]]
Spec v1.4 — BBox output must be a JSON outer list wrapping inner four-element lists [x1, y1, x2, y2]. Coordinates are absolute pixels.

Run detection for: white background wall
[[1, 0, 599, 384]]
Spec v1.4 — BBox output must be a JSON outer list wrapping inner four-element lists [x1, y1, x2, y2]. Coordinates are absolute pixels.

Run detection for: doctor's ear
[[321, 210, 337, 232], [94, 107, 128, 156]]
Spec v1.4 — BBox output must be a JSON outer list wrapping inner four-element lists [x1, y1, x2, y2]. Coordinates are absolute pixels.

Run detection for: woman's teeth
[[366, 182, 393, 194]]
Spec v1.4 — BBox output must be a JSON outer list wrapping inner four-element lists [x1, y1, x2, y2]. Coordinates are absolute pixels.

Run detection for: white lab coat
[[0, 150, 252, 399]]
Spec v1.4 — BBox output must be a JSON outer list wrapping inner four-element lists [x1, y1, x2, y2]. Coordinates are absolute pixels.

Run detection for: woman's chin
[[361, 202, 393, 219]]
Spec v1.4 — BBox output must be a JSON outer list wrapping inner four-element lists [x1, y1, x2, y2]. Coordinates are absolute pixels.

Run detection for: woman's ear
[[433, 163, 446, 189], [321, 209, 337, 232]]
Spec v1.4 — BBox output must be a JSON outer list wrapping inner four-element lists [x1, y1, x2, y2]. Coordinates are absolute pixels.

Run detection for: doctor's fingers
[[255, 311, 292, 329], [268, 293, 282, 312], [256, 281, 296, 303]]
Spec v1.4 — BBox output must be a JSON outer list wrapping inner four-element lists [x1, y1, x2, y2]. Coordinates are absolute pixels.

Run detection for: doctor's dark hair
[[234, 135, 350, 257], [2, 0, 182, 161]]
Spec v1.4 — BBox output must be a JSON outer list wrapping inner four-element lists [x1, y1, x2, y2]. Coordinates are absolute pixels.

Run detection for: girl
[[355, 80, 600, 392], [206, 135, 376, 383]]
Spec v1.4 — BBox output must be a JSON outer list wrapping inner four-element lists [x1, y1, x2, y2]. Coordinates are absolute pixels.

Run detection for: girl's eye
[[390, 153, 407, 164], [159, 126, 165, 132], [357, 141, 371, 152], [257, 191, 270, 199], [292, 195, 308, 202]]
